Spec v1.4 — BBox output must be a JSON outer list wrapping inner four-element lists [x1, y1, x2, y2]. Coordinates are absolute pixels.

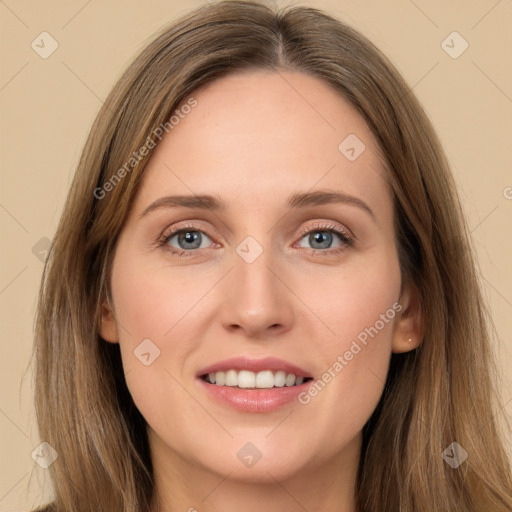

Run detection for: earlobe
[[392, 280, 423, 354], [99, 300, 119, 343]]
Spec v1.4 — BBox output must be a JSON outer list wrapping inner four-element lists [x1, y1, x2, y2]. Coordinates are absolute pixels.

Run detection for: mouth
[[195, 356, 315, 412], [200, 370, 314, 389]]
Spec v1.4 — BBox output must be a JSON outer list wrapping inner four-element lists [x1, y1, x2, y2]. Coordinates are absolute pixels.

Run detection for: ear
[[99, 299, 119, 343], [392, 279, 423, 353]]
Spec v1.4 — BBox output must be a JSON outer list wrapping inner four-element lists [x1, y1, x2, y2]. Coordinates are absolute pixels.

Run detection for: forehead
[[134, 70, 389, 215]]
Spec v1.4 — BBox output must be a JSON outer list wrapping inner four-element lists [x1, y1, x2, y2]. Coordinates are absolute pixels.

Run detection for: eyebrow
[[139, 190, 375, 220]]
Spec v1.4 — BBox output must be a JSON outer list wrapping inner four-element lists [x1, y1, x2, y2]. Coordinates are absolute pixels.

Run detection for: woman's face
[[101, 70, 418, 484]]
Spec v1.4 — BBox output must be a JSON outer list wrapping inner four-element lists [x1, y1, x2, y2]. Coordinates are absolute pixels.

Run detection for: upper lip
[[197, 356, 313, 378]]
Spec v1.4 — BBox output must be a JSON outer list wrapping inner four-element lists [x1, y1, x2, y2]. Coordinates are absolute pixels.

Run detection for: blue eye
[[163, 229, 213, 254], [296, 227, 352, 254], [158, 222, 353, 257]]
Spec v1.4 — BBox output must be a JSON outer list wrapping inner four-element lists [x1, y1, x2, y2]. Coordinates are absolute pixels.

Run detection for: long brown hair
[[32, 1, 512, 510]]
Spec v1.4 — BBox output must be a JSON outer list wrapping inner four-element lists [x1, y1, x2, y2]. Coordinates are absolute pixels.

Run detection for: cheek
[[295, 249, 401, 444], [109, 253, 207, 450], [306, 246, 401, 355], [109, 249, 220, 428], [110, 248, 210, 345]]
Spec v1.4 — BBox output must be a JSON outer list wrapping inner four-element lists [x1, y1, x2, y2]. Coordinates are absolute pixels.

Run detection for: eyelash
[[157, 221, 353, 258]]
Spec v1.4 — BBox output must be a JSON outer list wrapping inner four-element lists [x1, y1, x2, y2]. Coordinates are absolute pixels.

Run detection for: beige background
[[1, 0, 511, 509]]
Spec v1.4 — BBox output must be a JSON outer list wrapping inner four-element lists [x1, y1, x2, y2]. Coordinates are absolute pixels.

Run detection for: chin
[[195, 440, 313, 483]]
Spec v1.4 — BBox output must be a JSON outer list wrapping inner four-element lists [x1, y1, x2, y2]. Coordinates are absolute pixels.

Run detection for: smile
[[201, 369, 314, 388]]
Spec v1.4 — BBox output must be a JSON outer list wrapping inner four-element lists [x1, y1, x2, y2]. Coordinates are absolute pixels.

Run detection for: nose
[[219, 242, 294, 339]]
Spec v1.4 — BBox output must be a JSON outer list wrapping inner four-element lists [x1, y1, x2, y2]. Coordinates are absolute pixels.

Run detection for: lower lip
[[196, 377, 314, 412]]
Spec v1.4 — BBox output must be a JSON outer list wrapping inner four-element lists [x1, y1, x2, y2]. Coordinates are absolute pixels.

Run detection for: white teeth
[[224, 369, 238, 387], [238, 370, 256, 388], [274, 370, 286, 387], [285, 373, 296, 386], [206, 370, 308, 388], [255, 370, 274, 388]]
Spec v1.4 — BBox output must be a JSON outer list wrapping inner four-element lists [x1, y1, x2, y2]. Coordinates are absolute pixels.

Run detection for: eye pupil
[[178, 231, 201, 249], [310, 231, 332, 249]]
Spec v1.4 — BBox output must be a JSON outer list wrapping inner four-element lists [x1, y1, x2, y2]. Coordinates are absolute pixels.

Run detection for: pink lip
[[195, 356, 315, 413], [196, 377, 314, 413], [196, 356, 312, 378]]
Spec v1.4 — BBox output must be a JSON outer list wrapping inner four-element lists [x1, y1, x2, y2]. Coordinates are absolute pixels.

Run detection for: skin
[[100, 70, 422, 512]]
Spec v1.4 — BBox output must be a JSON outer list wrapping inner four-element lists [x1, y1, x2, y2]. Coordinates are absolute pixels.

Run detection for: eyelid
[[160, 220, 218, 241], [161, 219, 353, 243], [158, 218, 355, 256], [296, 220, 354, 241]]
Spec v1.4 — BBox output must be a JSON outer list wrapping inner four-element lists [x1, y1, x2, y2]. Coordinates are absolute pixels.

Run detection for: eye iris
[[178, 231, 201, 250], [310, 231, 332, 249], [170, 229, 340, 252]]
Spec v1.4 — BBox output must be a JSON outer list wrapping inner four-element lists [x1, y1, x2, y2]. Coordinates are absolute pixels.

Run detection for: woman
[[32, 1, 512, 511]]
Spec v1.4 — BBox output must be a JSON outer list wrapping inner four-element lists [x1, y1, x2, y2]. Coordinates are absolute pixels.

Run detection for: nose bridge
[[220, 235, 292, 336]]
